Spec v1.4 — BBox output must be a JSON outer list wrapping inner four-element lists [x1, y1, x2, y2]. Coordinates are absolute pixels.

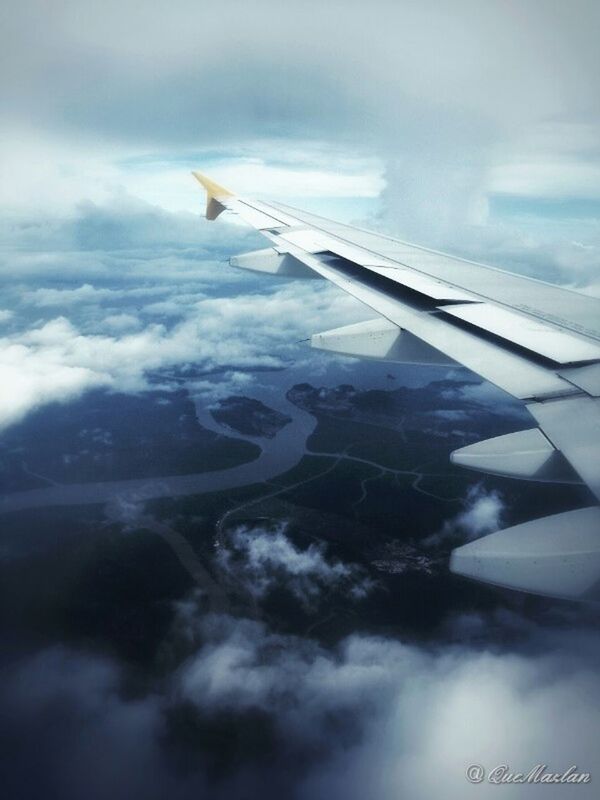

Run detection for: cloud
[[295, 630, 600, 800], [4, 1, 599, 141], [170, 611, 600, 800], [441, 381, 530, 421], [0, 333, 111, 431], [99, 312, 143, 332], [425, 484, 505, 547], [0, 190, 259, 261], [453, 484, 505, 539], [1, 602, 599, 800], [489, 121, 600, 199], [0, 268, 366, 431], [2, 1, 599, 275], [0, 190, 368, 433], [0, 647, 175, 800], [24, 283, 123, 306], [216, 523, 374, 609], [116, 148, 384, 215]]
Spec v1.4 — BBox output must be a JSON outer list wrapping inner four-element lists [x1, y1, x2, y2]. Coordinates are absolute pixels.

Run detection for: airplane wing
[[192, 171, 600, 602]]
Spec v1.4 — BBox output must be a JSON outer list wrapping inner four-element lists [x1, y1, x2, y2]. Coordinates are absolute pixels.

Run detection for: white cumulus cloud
[[0, 279, 366, 431], [425, 484, 505, 547], [216, 523, 374, 609]]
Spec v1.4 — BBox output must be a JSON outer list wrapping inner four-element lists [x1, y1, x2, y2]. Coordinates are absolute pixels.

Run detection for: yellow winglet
[[191, 171, 234, 220]]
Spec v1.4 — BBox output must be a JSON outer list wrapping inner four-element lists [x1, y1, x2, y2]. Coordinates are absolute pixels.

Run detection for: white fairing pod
[[230, 248, 321, 278], [450, 506, 600, 601], [311, 319, 455, 364], [450, 428, 581, 484]]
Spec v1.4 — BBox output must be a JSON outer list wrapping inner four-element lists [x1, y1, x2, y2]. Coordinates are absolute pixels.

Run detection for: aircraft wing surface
[[193, 172, 600, 602]]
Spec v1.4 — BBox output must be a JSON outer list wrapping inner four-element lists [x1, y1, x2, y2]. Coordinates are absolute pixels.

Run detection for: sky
[[1, 1, 600, 798], [2, 1, 600, 250], [1, 0, 599, 430]]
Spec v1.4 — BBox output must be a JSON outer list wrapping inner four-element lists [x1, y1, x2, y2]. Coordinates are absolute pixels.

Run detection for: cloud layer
[[0, 198, 369, 430], [2, 0, 599, 281], [2, 606, 599, 800]]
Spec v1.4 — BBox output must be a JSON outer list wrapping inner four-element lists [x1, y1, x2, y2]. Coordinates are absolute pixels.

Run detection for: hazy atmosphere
[[1, 1, 599, 798]]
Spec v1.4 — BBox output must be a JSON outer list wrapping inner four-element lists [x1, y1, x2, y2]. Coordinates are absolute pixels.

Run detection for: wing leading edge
[[192, 171, 600, 602]]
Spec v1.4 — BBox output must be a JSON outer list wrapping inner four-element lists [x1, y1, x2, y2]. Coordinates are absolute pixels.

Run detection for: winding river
[[0, 386, 316, 516], [0, 364, 456, 606], [0, 361, 456, 517]]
